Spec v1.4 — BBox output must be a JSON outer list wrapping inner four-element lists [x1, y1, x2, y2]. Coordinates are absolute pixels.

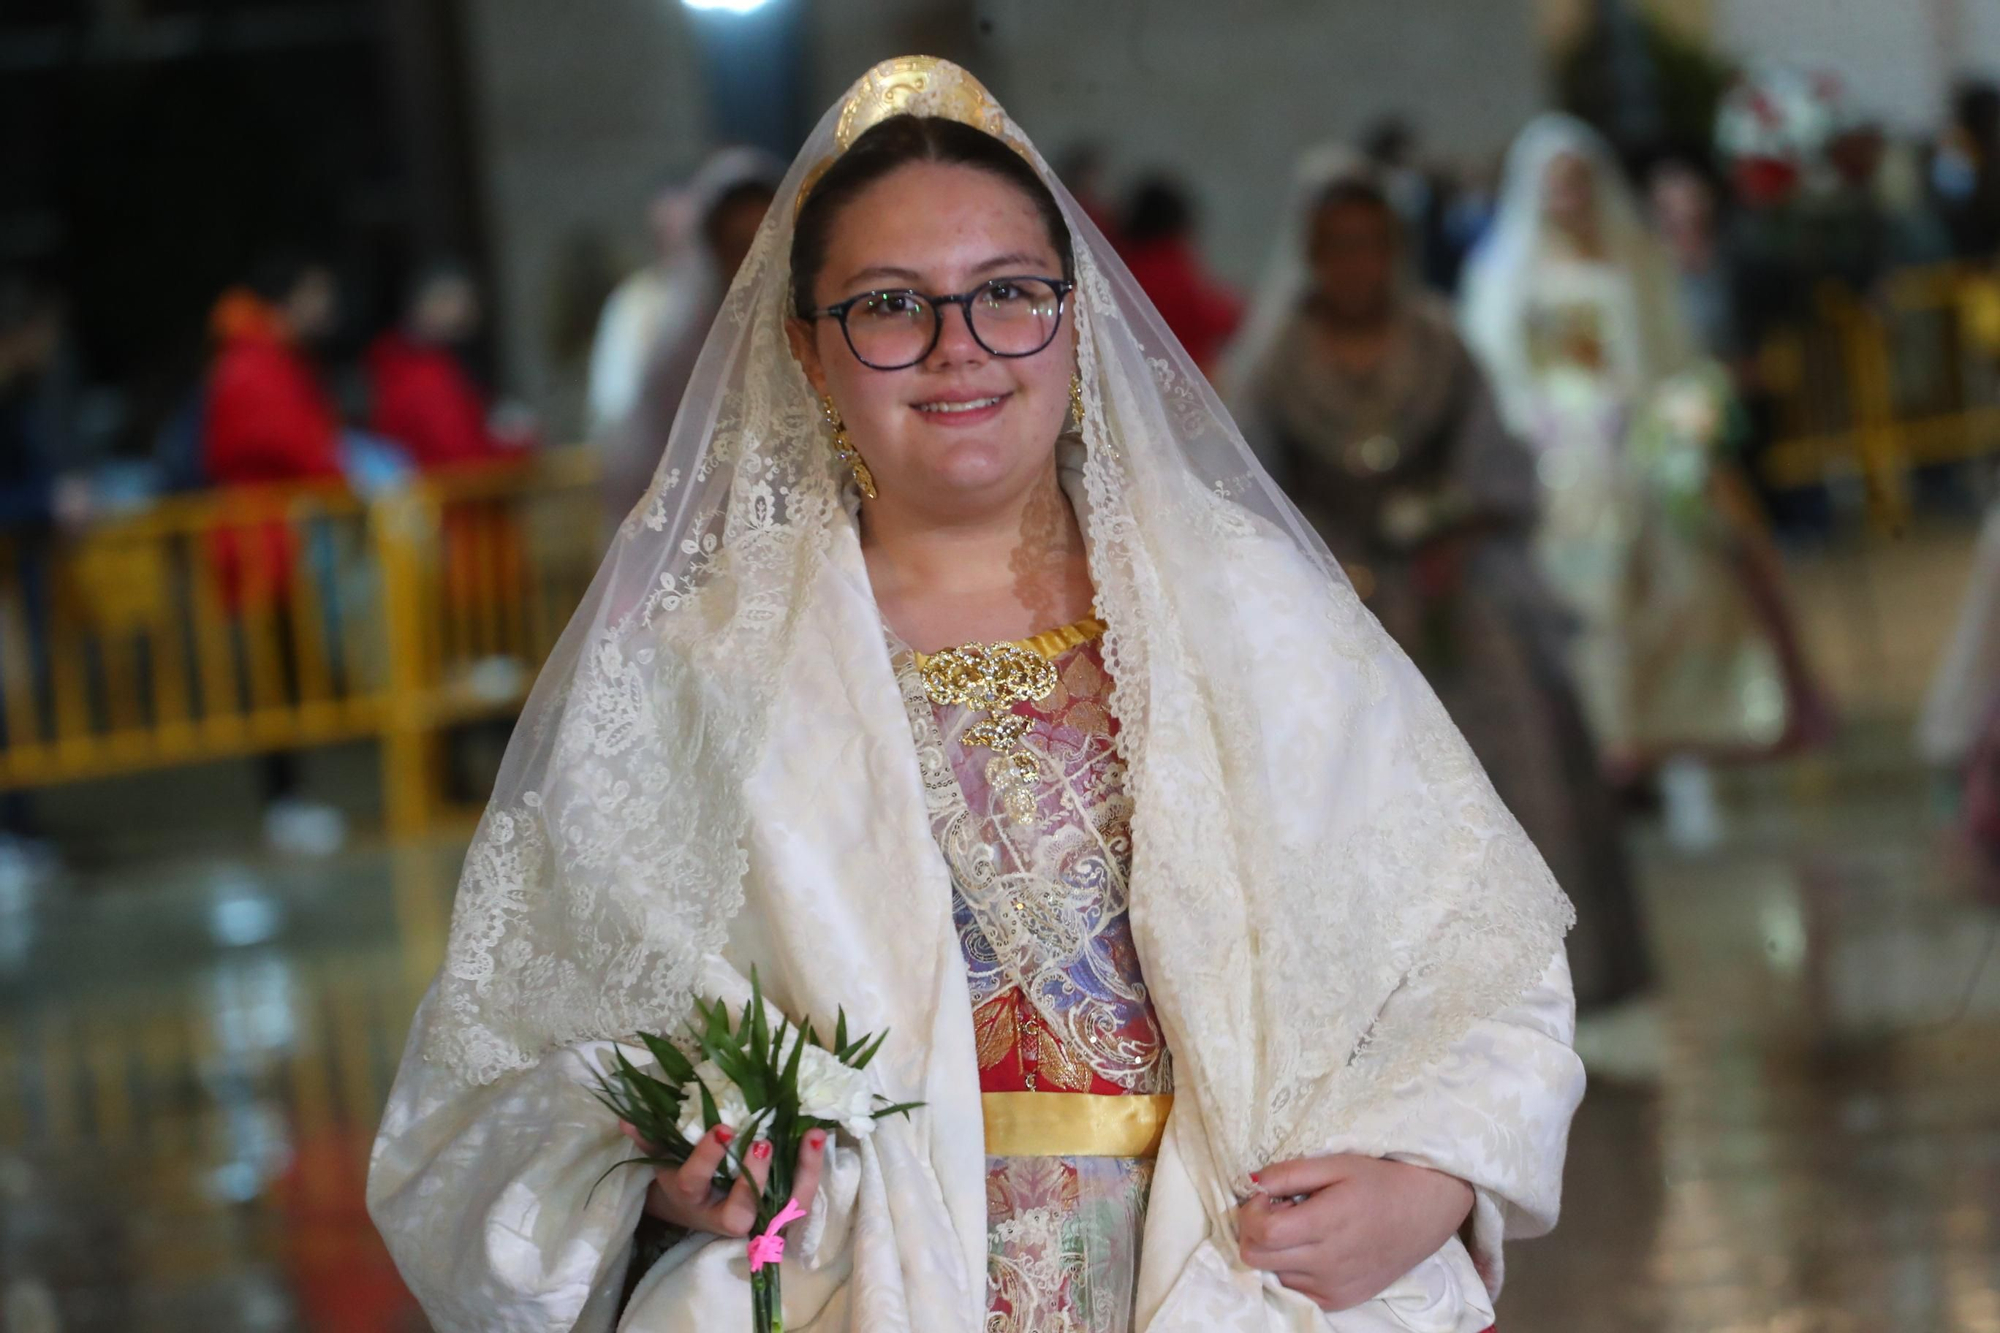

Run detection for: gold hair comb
[[795, 56, 1027, 219]]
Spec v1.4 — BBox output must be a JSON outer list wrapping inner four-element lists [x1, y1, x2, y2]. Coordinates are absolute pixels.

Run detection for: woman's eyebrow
[[843, 264, 925, 287], [840, 252, 1052, 290], [968, 251, 1048, 275]]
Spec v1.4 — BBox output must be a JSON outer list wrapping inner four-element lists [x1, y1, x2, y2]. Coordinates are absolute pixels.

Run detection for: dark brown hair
[[789, 115, 1074, 317], [1308, 177, 1397, 256]]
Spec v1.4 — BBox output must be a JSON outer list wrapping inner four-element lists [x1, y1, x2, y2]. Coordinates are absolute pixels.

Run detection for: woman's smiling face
[[789, 160, 1075, 522]]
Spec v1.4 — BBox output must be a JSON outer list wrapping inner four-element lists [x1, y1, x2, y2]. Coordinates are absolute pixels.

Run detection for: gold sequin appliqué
[[914, 620, 1106, 827], [918, 640, 1056, 825]]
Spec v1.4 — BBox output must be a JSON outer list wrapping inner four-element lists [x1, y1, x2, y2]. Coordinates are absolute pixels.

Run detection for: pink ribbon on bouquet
[[747, 1198, 808, 1272]]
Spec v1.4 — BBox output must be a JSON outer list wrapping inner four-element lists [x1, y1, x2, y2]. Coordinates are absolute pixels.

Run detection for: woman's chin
[[921, 441, 1030, 493]]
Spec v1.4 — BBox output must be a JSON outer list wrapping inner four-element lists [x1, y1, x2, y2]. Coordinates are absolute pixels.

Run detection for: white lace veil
[[1459, 113, 1695, 432], [421, 58, 1571, 1176]]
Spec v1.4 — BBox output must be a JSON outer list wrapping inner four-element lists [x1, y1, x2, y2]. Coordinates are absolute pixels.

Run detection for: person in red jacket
[[204, 257, 345, 488], [201, 256, 347, 617], [200, 254, 352, 857], [371, 261, 535, 739], [1117, 175, 1245, 373], [366, 263, 528, 472]]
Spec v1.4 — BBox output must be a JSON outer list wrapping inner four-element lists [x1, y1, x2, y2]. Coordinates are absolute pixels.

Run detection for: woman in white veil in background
[[370, 58, 1582, 1333], [1461, 114, 1815, 850], [1459, 114, 1695, 776]]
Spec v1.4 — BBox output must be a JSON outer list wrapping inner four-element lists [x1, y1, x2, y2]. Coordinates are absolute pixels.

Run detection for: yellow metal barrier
[[375, 449, 602, 836], [0, 449, 603, 837], [1761, 264, 2000, 527]]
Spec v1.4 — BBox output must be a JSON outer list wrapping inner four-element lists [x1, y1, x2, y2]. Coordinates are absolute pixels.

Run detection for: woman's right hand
[[617, 1121, 828, 1238]]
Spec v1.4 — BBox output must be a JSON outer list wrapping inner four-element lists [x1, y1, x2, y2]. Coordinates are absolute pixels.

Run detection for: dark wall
[[0, 1, 483, 448]]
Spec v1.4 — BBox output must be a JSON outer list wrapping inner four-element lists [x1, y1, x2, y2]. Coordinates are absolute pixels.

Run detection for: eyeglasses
[[807, 276, 1074, 371]]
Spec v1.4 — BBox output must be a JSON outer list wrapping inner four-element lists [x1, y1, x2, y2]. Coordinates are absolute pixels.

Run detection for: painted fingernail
[[752, 1140, 773, 1162], [714, 1126, 734, 1145], [808, 1130, 827, 1151], [1249, 1172, 1261, 1183]]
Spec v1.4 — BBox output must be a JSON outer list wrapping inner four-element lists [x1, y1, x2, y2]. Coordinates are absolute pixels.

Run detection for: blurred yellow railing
[[0, 448, 602, 837], [1761, 264, 2000, 528], [375, 450, 603, 835]]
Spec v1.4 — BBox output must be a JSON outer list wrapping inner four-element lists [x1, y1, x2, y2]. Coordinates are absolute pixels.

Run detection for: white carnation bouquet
[[592, 971, 919, 1332]]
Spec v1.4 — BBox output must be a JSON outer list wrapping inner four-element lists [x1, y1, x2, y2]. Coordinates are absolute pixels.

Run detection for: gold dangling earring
[[820, 394, 878, 499], [1069, 371, 1086, 434]]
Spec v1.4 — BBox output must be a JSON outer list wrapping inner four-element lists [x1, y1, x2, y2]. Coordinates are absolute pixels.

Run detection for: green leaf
[[589, 1087, 633, 1126], [705, 1039, 764, 1108], [697, 1078, 721, 1132], [871, 1099, 925, 1120], [779, 1018, 808, 1100], [834, 1007, 849, 1053], [638, 1031, 696, 1084], [748, 970, 769, 1063], [767, 1017, 788, 1084], [611, 1049, 683, 1137], [850, 1029, 890, 1071]]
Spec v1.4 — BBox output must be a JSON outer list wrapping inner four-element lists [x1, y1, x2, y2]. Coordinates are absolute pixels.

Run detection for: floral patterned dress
[[895, 619, 1170, 1333]]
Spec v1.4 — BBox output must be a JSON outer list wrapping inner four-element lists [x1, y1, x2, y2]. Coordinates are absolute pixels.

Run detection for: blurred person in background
[[1919, 493, 2000, 906], [1462, 115, 1827, 856], [1237, 155, 1655, 1079], [1117, 174, 1244, 373], [1362, 115, 1464, 292], [1055, 142, 1122, 245], [1718, 69, 1952, 534], [201, 252, 360, 858], [370, 259, 536, 715], [1648, 160, 1739, 362], [1919, 498, 2000, 771], [1718, 68, 1946, 360], [588, 149, 781, 526], [367, 259, 534, 473], [203, 253, 347, 492], [0, 271, 85, 894], [1935, 79, 2000, 259], [1827, 122, 1951, 269]]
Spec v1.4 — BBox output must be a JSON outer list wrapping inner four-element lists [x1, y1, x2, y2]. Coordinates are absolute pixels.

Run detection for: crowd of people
[[0, 249, 536, 877]]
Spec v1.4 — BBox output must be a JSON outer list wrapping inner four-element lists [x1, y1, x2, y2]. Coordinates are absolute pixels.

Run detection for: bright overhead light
[[682, 0, 775, 12]]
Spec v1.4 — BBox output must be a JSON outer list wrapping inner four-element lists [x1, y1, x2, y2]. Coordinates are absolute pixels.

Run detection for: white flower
[[675, 1059, 767, 1173], [797, 1045, 880, 1139], [1658, 380, 1722, 444]]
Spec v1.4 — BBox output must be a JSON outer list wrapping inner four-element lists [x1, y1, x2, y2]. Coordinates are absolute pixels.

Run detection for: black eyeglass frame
[[806, 275, 1076, 370]]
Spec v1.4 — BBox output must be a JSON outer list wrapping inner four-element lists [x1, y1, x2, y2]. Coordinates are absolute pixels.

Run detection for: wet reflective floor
[[1, 725, 1995, 1331], [1505, 745, 2000, 1332]]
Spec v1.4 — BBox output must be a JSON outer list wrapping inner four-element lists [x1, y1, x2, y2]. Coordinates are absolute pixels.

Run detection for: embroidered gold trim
[[912, 616, 1106, 670]]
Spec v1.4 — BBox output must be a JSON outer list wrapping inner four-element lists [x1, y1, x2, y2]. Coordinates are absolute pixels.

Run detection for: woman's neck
[[1550, 222, 1608, 263], [861, 462, 1096, 653], [1309, 298, 1399, 377]]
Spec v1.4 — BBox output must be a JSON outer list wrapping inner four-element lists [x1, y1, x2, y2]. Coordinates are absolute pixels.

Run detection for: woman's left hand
[[1236, 1155, 1475, 1312]]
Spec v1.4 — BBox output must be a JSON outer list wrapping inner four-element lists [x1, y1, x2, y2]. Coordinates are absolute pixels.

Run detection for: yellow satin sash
[[980, 1092, 1173, 1159]]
